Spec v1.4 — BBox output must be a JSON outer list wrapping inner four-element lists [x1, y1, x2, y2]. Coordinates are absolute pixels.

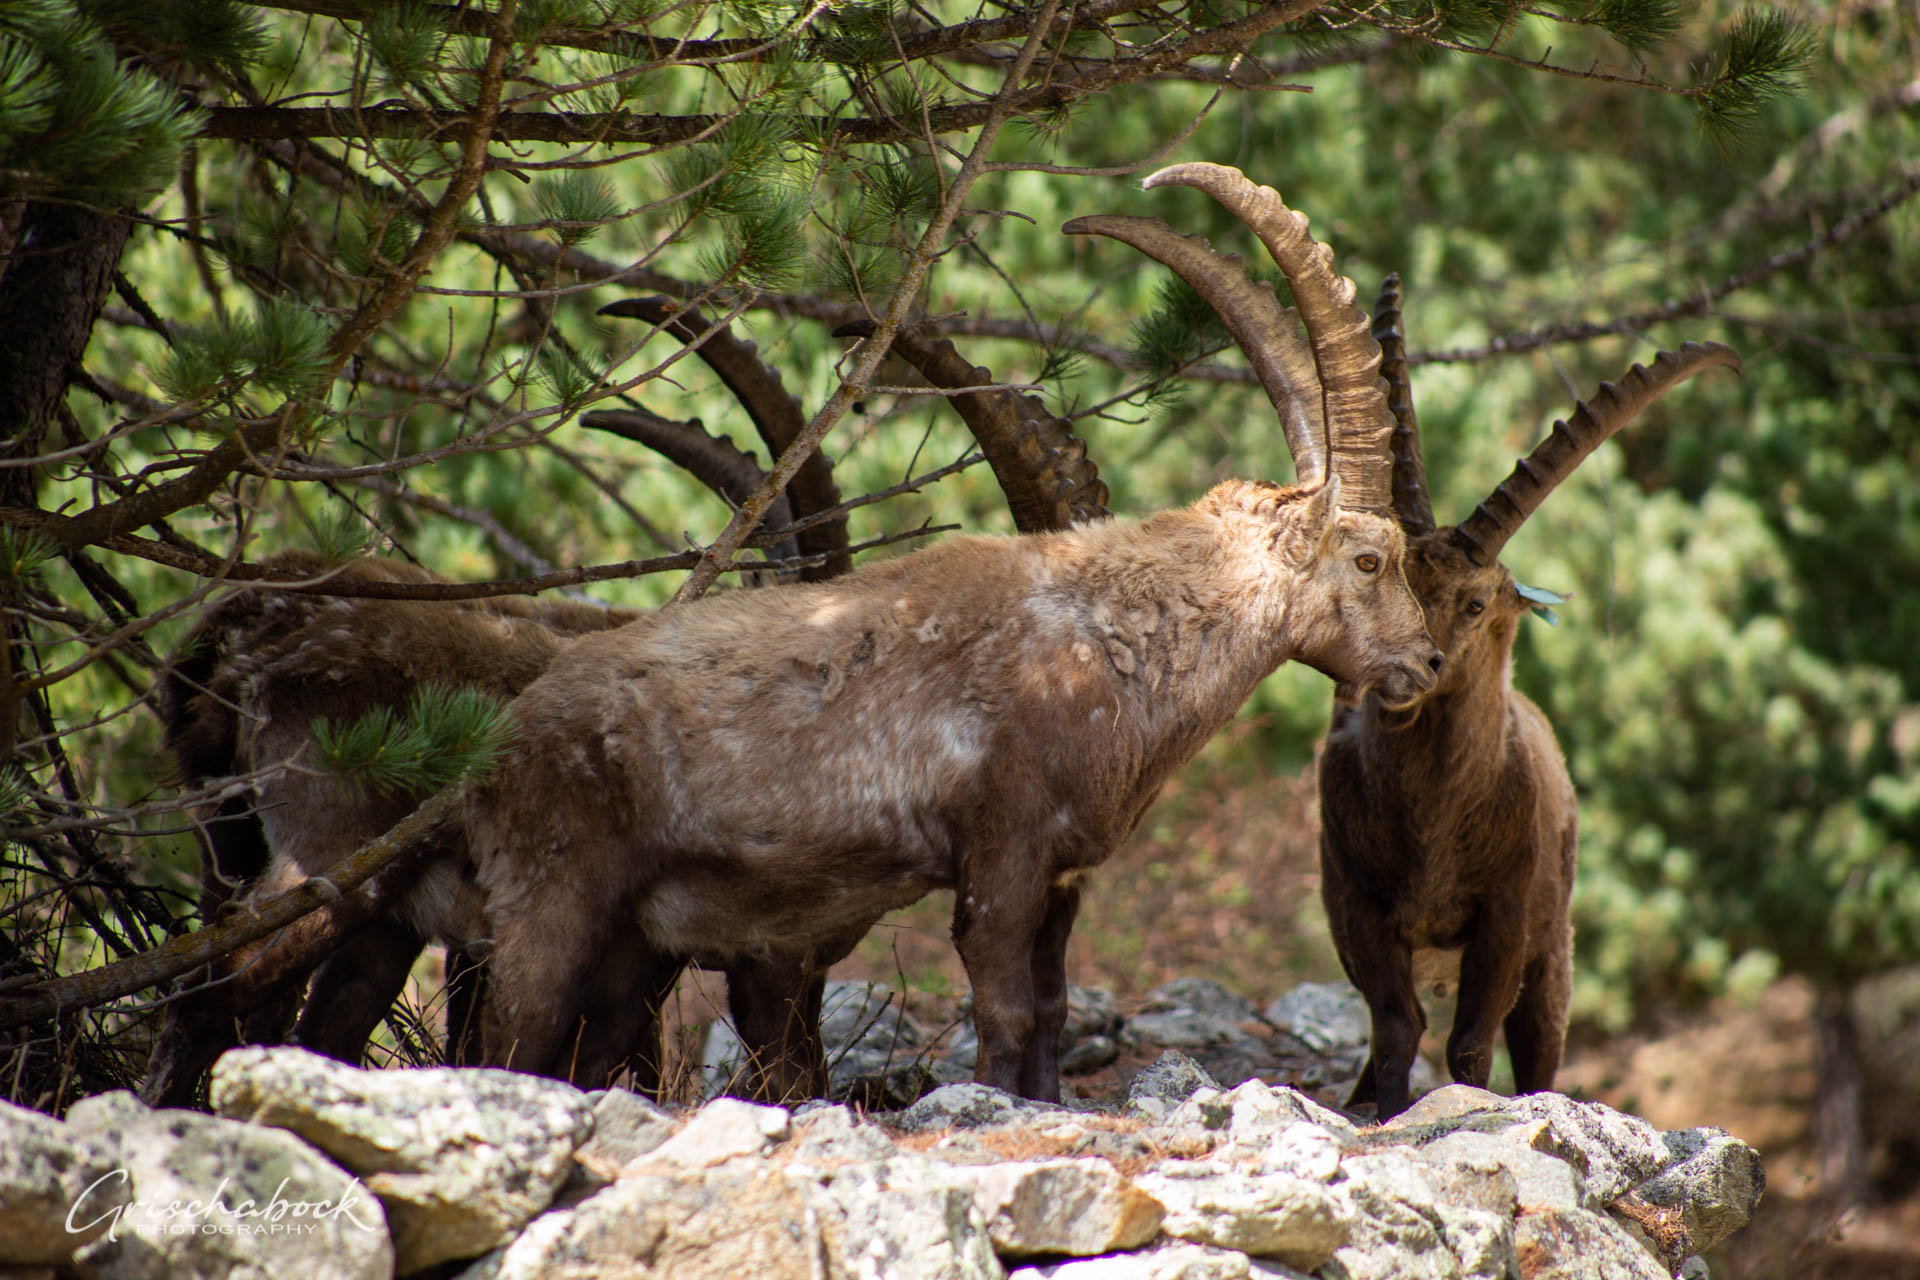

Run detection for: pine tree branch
[[0, 792, 458, 1030], [246, 0, 1166, 72], [669, 0, 1077, 602], [0, 516, 954, 599], [205, 0, 1329, 150], [30, 7, 522, 555]]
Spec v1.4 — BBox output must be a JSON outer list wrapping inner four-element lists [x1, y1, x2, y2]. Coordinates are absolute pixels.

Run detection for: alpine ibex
[[143, 295, 1110, 1107], [144, 554, 639, 1106], [1317, 275, 1740, 1119], [464, 163, 1445, 1102]]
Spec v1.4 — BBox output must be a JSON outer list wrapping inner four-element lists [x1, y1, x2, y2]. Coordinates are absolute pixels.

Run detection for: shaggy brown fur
[[143, 552, 636, 1106], [1316, 301, 1740, 1120], [1318, 537, 1576, 1119], [467, 478, 1442, 1101]]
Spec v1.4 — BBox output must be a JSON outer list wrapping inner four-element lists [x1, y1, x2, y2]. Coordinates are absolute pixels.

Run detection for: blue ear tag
[[1515, 582, 1569, 627]]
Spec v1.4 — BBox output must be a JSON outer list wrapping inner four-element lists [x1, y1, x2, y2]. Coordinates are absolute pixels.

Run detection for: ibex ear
[[1276, 475, 1340, 567], [1304, 474, 1340, 527]]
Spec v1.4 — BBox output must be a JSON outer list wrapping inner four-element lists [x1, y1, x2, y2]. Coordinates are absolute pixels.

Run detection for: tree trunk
[[0, 201, 131, 494], [0, 200, 132, 761], [1814, 983, 1870, 1206]]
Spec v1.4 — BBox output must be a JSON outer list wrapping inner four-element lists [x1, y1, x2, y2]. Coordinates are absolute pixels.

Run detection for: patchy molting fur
[[1318, 534, 1576, 1120], [468, 478, 1442, 1101]]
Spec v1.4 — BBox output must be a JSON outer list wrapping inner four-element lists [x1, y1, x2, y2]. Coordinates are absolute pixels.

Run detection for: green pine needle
[[533, 170, 622, 247], [157, 313, 254, 403], [313, 686, 518, 798], [1583, 0, 1685, 54], [664, 117, 788, 218], [1040, 330, 1087, 386], [233, 198, 305, 274], [1130, 276, 1230, 380], [816, 242, 901, 303], [1694, 7, 1815, 146], [79, 0, 268, 81], [516, 0, 599, 31], [816, 0, 899, 67], [307, 509, 374, 566], [0, 528, 57, 584], [247, 298, 334, 397], [364, 2, 449, 95], [534, 346, 602, 407], [157, 301, 331, 402], [705, 188, 810, 292], [864, 158, 942, 226], [336, 199, 418, 278], [0, 7, 203, 201]]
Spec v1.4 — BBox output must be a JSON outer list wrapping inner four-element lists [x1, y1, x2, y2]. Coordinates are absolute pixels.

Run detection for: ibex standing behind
[[144, 554, 638, 1106], [1318, 276, 1740, 1119], [467, 163, 1445, 1101]]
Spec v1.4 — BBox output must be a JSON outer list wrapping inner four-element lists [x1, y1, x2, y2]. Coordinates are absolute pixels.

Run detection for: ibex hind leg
[[290, 920, 426, 1064], [1503, 950, 1570, 1095], [1018, 882, 1082, 1103], [445, 949, 487, 1066], [480, 895, 610, 1080], [565, 937, 684, 1094], [724, 931, 871, 1106]]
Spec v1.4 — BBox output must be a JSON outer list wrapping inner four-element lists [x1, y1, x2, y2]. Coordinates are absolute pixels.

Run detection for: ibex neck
[[1040, 509, 1299, 742], [1367, 657, 1514, 778]]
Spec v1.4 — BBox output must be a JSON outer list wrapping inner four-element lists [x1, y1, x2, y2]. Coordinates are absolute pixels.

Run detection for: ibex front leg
[[1326, 885, 1427, 1119], [1445, 898, 1529, 1092]]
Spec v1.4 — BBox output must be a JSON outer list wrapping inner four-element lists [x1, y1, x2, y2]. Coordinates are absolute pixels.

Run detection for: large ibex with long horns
[[1317, 275, 1739, 1119], [142, 288, 1117, 1107], [464, 163, 1443, 1102]]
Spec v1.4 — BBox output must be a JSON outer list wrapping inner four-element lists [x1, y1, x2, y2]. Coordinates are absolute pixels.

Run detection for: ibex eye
[[1355, 554, 1380, 574], [1466, 600, 1486, 616]]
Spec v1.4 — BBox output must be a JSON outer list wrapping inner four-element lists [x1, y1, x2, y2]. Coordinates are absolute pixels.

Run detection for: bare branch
[[1414, 165, 1920, 365]]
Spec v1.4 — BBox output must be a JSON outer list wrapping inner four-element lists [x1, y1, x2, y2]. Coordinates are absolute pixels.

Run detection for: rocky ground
[[1, 977, 1765, 1280]]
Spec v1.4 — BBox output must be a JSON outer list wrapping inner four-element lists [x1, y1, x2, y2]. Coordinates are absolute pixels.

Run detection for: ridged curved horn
[[1061, 213, 1327, 488], [1449, 341, 1743, 566], [831, 321, 1110, 532], [600, 297, 851, 580], [579, 408, 799, 564], [1372, 274, 1435, 537], [1141, 163, 1395, 515]]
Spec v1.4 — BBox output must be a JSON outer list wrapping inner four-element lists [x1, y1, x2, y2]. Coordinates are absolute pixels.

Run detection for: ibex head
[[1371, 273, 1741, 699], [1066, 162, 1440, 707]]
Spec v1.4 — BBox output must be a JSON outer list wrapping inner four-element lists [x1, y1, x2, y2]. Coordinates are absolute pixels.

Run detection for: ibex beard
[[467, 474, 1440, 1101]]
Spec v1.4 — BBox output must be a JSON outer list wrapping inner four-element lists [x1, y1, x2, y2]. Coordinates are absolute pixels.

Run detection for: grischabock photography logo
[[66, 1168, 382, 1242]]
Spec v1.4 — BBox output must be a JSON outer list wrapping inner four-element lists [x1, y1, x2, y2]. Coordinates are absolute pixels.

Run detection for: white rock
[[1419, 1128, 1590, 1213], [1632, 1127, 1765, 1253], [209, 1045, 587, 1273], [1137, 1165, 1355, 1269], [1512, 1207, 1669, 1280], [65, 1089, 392, 1280], [966, 1158, 1164, 1257], [0, 1097, 125, 1263], [646, 1097, 791, 1169]]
